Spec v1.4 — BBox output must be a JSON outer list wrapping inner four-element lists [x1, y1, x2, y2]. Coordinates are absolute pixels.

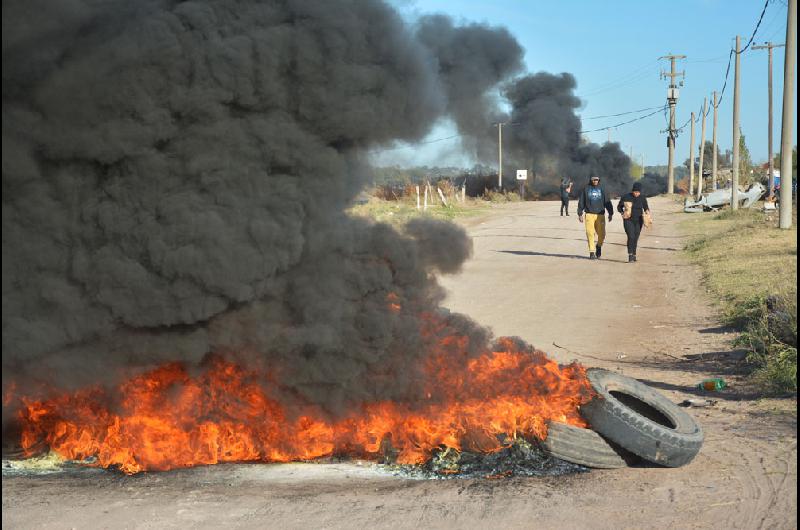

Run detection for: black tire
[[541, 421, 630, 469], [580, 369, 703, 467]]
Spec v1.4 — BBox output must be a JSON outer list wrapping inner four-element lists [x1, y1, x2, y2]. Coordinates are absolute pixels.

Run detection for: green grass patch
[[682, 207, 797, 394]]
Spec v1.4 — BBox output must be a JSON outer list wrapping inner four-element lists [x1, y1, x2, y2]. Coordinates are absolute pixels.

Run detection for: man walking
[[577, 175, 613, 260], [617, 181, 651, 262], [559, 178, 572, 216]]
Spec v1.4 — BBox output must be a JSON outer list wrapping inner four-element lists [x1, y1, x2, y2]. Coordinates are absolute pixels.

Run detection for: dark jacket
[[577, 184, 613, 216], [617, 193, 650, 220], [560, 182, 572, 199]]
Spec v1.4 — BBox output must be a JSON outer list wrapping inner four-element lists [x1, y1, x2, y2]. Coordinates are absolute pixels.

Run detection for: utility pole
[[697, 97, 708, 199], [660, 54, 686, 194], [607, 128, 611, 143], [732, 36, 742, 209], [496, 122, 504, 190], [779, 0, 796, 229], [753, 41, 786, 199], [689, 112, 696, 196], [712, 91, 719, 190]]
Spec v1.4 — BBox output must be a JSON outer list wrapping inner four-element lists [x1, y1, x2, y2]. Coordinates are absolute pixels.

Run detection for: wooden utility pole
[[496, 123, 504, 190], [689, 112, 696, 196], [697, 97, 708, 199], [732, 36, 741, 209], [779, 0, 796, 229], [712, 91, 719, 190], [660, 54, 686, 194], [753, 42, 786, 199]]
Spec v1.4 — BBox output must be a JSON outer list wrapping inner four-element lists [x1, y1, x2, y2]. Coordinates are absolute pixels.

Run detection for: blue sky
[[378, 0, 796, 168]]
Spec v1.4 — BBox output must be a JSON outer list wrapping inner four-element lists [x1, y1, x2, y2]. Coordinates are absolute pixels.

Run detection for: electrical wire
[[687, 55, 730, 64], [675, 115, 693, 133], [369, 134, 462, 153], [739, 0, 772, 53], [766, 21, 788, 42], [581, 105, 664, 120], [759, 0, 788, 40], [713, 0, 776, 108], [580, 105, 667, 134], [576, 59, 660, 98]]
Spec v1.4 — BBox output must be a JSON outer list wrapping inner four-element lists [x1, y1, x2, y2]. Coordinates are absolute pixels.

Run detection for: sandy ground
[[3, 197, 796, 529]]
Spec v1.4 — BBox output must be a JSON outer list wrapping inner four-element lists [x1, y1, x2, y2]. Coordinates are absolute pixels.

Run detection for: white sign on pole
[[516, 169, 528, 180]]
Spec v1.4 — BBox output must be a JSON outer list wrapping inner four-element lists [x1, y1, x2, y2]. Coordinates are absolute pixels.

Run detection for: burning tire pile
[[3, 364, 703, 479], [542, 369, 704, 469], [3, 0, 701, 481]]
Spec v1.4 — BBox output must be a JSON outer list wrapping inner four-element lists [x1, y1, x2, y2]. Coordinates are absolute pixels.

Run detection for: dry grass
[[682, 205, 797, 393], [683, 208, 796, 305], [348, 195, 489, 226]]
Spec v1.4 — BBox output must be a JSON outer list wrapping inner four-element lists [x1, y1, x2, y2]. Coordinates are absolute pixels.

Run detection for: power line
[[369, 134, 462, 153], [766, 21, 788, 42], [581, 105, 664, 120], [738, 0, 772, 53], [580, 105, 667, 134], [576, 59, 660, 98], [714, 0, 775, 108], [687, 54, 730, 64], [675, 115, 693, 133], [760, 0, 789, 38], [715, 50, 735, 107]]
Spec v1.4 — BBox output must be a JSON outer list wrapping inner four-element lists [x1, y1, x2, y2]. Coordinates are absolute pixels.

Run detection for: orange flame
[[9, 324, 594, 474]]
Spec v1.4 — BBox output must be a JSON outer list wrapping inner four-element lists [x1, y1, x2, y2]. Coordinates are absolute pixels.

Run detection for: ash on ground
[[2, 452, 101, 476], [2, 440, 587, 479], [382, 438, 587, 480]]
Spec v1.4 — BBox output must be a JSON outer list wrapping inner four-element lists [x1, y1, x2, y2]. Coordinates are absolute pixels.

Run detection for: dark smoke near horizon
[[415, 15, 524, 163], [415, 30, 632, 195], [504, 73, 633, 195], [2, 0, 626, 425]]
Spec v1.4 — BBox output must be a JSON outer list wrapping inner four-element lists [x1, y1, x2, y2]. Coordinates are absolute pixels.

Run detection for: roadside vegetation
[[683, 206, 797, 394], [349, 195, 489, 225], [347, 180, 520, 225]]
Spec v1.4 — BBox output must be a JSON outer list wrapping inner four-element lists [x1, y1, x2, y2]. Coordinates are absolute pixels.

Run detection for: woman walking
[[617, 182, 651, 263]]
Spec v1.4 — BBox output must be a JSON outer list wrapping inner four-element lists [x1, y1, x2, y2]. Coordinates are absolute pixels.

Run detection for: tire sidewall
[[580, 369, 704, 467]]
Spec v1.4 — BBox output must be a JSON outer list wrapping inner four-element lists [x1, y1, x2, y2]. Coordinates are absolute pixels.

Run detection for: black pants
[[560, 197, 569, 215], [623, 217, 643, 255]]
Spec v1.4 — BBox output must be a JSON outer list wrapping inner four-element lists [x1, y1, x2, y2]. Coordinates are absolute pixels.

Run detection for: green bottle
[[697, 378, 726, 391]]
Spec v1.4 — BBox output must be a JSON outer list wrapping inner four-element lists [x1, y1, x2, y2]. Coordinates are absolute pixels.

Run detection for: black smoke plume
[[638, 172, 669, 196], [2, 0, 627, 428], [3, 0, 499, 418], [415, 15, 524, 162], [503, 73, 633, 196], [414, 46, 633, 195]]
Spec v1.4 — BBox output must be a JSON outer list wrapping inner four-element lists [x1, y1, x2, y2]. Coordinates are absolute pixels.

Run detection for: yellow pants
[[584, 213, 606, 252]]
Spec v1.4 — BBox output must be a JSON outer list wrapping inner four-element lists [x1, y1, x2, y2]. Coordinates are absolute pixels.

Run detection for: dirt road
[[3, 197, 796, 529]]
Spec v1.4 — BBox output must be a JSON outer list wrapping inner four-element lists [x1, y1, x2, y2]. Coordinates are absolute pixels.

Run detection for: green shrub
[[734, 294, 797, 394]]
